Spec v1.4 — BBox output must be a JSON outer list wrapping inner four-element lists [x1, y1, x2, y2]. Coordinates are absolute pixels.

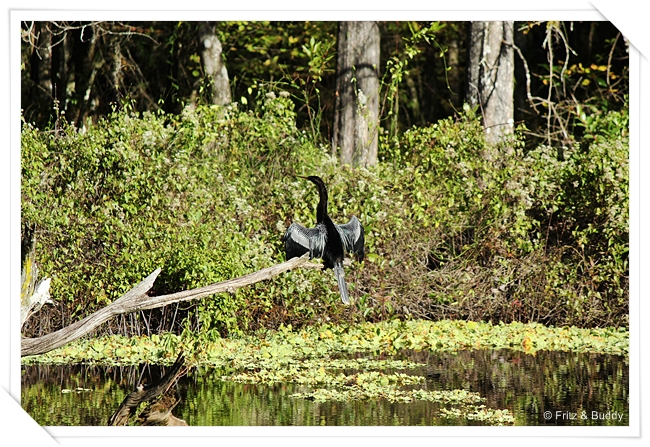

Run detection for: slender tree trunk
[[513, 22, 538, 131], [466, 21, 515, 143], [200, 23, 231, 106], [447, 36, 462, 110], [332, 21, 380, 167], [34, 22, 53, 99], [26, 22, 55, 117], [69, 23, 98, 127]]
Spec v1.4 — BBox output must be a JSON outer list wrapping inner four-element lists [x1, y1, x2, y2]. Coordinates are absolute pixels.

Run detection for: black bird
[[283, 175, 364, 304]]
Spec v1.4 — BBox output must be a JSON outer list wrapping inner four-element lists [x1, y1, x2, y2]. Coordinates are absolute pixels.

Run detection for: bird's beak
[[296, 175, 308, 180]]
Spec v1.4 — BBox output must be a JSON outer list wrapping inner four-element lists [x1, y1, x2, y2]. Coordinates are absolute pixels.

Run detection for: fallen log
[[21, 253, 313, 357]]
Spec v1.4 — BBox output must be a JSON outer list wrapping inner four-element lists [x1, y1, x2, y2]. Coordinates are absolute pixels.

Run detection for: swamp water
[[22, 348, 628, 426]]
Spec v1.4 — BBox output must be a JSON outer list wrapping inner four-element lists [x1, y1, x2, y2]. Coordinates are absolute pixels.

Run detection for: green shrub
[[521, 107, 629, 326], [21, 95, 324, 336], [21, 94, 628, 337], [364, 105, 628, 327]]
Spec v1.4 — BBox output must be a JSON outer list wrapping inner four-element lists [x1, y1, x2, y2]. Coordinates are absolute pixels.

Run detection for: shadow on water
[[21, 349, 628, 426]]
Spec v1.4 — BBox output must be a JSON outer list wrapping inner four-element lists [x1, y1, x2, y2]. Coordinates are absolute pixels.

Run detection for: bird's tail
[[333, 262, 350, 305]]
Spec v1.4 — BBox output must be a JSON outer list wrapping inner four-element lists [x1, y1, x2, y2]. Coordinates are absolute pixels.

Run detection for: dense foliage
[[21, 88, 628, 336], [22, 21, 627, 148]]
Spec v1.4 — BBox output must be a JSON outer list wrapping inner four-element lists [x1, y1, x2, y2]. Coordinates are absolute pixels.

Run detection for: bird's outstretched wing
[[336, 215, 365, 261], [283, 222, 327, 260]]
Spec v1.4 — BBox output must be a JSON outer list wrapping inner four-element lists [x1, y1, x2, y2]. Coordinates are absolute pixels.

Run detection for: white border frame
[[4, 2, 644, 445]]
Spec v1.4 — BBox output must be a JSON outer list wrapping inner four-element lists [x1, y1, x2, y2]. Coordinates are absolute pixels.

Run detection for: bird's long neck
[[313, 179, 329, 223]]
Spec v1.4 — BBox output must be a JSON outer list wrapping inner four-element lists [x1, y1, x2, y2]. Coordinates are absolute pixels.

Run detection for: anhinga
[[283, 175, 365, 304]]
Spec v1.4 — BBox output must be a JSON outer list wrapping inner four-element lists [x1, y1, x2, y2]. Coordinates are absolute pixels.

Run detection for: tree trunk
[[34, 22, 53, 99], [447, 35, 462, 111], [332, 21, 380, 167], [199, 23, 231, 106], [68, 23, 99, 127], [466, 21, 515, 143]]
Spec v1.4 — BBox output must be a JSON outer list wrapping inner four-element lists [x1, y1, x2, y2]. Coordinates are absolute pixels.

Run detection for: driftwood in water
[[108, 354, 187, 426], [22, 253, 313, 357]]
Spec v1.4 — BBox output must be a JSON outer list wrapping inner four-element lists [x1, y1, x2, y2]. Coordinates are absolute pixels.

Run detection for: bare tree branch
[[22, 254, 313, 357]]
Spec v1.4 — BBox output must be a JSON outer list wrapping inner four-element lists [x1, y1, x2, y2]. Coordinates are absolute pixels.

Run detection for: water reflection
[[21, 349, 628, 426]]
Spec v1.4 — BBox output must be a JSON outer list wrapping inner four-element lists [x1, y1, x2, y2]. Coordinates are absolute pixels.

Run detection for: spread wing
[[283, 222, 327, 261], [336, 215, 365, 261]]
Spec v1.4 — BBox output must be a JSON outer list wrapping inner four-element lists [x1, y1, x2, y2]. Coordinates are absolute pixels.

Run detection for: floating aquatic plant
[[22, 319, 628, 426]]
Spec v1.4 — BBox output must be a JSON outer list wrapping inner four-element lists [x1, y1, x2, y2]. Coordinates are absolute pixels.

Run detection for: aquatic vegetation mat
[[23, 319, 627, 426]]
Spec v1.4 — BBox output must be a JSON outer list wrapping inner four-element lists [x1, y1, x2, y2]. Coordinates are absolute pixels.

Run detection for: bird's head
[[297, 175, 324, 185]]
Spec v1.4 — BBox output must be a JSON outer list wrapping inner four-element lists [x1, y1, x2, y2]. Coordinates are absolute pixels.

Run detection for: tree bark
[[199, 22, 231, 106], [21, 254, 313, 357], [466, 21, 515, 143], [332, 21, 380, 167]]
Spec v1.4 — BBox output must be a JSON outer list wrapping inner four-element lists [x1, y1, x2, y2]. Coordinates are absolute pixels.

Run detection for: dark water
[[21, 349, 628, 426]]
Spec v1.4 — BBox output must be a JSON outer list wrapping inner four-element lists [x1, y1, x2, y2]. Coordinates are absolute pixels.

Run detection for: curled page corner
[[591, 0, 649, 59], [1, 388, 58, 445]]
